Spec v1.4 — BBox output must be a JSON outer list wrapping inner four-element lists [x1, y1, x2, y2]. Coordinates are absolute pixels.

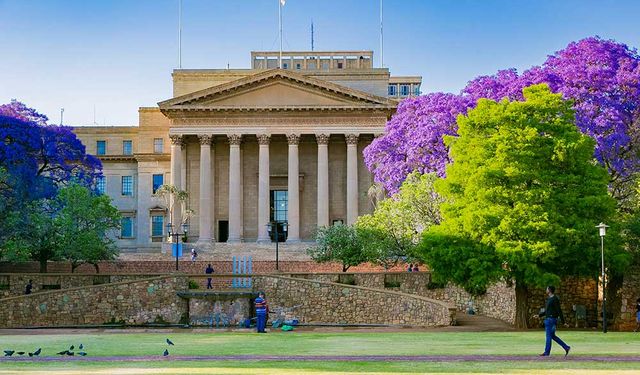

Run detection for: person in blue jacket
[[255, 292, 269, 333]]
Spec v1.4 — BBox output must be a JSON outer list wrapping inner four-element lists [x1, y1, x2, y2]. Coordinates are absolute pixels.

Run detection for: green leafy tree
[[308, 224, 367, 272], [419, 84, 626, 328], [2, 184, 120, 272], [54, 184, 121, 272], [357, 172, 443, 268]]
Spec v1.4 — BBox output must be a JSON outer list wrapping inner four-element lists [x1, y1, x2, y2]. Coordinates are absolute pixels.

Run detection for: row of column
[[169, 133, 360, 244]]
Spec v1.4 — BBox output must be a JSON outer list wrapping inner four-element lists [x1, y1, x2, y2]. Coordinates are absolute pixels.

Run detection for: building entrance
[[270, 190, 288, 242]]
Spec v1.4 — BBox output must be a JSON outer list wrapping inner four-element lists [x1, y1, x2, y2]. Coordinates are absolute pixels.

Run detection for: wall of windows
[[96, 176, 106, 195], [121, 176, 133, 196]]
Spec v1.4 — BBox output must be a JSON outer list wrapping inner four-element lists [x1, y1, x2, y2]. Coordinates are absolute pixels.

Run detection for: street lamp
[[596, 222, 609, 333], [267, 220, 288, 271], [167, 222, 189, 271]]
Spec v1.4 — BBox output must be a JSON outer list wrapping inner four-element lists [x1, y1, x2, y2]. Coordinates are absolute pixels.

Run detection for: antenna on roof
[[60, 108, 64, 126], [93, 105, 97, 125], [311, 19, 314, 51], [379, 0, 384, 68]]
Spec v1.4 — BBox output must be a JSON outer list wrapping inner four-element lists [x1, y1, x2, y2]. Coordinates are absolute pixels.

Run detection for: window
[[337, 62, 343, 69], [96, 176, 106, 195], [308, 62, 316, 70], [282, 63, 288, 69], [413, 84, 421, 96], [270, 190, 288, 222], [152, 215, 164, 237], [123, 140, 133, 155], [388, 85, 397, 96], [96, 140, 106, 155], [400, 84, 410, 96], [152, 174, 164, 193], [153, 138, 164, 153], [120, 217, 134, 238], [121, 176, 133, 196], [295, 63, 301, 69]]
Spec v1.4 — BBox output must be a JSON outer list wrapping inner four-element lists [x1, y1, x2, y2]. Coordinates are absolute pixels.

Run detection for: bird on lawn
[[163, 349, 169, 356], [79, 344, 83, 350], [16, 352, 25, 356], [78, 351, 87, 357], [66, 351, 74, 356], [3, 350, 14, 357], [69, 345, 74, 351], [56, 350, 68, 355], [28, 348, 42, 357], [166, 338, 174, 346]]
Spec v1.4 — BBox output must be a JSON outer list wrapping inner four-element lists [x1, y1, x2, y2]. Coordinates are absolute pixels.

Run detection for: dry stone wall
[[253, 274, 455, 327], [0, 275, 188, 328]]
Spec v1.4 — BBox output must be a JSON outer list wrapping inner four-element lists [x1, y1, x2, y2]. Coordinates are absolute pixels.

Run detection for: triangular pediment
[[158, 69, 395, 113]]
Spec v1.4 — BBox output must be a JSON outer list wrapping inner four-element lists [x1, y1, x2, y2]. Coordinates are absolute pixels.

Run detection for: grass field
[[1, 330, 639, 374]]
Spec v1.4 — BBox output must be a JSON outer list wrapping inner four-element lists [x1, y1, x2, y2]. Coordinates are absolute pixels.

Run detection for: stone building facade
[[73, 51, 421, 252]]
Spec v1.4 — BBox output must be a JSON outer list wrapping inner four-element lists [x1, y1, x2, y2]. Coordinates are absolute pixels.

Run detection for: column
[[198, 135, 213, 245], [257, 134, 271, 243], [346, 134, 359, 225], [316, 134, 329, 228], [227, 134, 242, 243], [286, 134, 300, 243], [169, 134, 184, 230]]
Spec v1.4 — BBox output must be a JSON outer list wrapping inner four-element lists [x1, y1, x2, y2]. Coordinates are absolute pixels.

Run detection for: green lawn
[[1, 330, 639, 374]]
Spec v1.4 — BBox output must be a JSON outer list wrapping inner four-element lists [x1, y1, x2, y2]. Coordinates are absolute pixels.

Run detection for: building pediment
[[158, 69, 395, 115]]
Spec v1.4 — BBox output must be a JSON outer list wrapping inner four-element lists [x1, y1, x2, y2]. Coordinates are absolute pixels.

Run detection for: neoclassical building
[[73, 51, 421, 251]]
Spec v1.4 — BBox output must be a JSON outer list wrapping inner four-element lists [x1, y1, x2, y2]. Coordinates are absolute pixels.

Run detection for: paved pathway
[[2, 354, 640, 363]]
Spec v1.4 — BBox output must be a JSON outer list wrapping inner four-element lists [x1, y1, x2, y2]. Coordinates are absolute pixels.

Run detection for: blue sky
[[1, 0, 639, 126]]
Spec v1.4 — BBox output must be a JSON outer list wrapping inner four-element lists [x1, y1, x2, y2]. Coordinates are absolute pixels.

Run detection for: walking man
[[255, 291, 269, 333], [205, 264, 214, 289], [539, 285, 570, 357]]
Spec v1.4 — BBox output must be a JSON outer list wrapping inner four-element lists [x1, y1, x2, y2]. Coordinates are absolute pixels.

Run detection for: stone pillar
[[197, 135, 214, 247], [227, 134, 242, 243], [316, 134, 330, 228], [286, 134, 300, 243], [169, 134, 184, 230], [257, 134, 271, 243], [346, 134, 359, 225]]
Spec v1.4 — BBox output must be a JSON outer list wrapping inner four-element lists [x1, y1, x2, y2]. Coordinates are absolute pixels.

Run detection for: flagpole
[[380, 0, 383, 68], [178, 0, 182, 69], [279, 0, 283, 68]]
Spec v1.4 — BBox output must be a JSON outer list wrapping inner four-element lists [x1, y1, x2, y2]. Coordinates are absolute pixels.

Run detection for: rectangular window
[[153, 138, 164, 153], [96, 176, 106, 195], [96, 140, 106, 155], [123, 140, 133, 155], [295, 63, 301, 69], [400, 84, 410, 96], [152, 215, 164, 237], [337, 62, 343, 69], [413, 84, 421, 96], [152, 174, 164, 193], [282, 63, 288, 69], [120, 217, 134, 238], [388, 85, 397, 96], [121, 176, 133, 196]]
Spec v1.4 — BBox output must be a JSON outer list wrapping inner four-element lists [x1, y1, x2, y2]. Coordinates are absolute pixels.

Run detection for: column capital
[[316, 134, 330, 145], [257, 134, 271, 145], [228, 134, 242, 145], [170, 134, 185, 147], [287, 134, 300, 145], [198, 134, 213, 145], [345, 133, 359, 145]]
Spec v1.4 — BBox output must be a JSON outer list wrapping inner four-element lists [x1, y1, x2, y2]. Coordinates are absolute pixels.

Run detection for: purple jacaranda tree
[[365, 37, 640, 197], [0, 101, 102, 202]]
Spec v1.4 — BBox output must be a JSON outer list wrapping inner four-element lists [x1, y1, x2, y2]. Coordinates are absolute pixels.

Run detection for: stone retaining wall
[[253, 275, 456, 327], [617, 271, 640, 331], [0, 275, 188, 328]]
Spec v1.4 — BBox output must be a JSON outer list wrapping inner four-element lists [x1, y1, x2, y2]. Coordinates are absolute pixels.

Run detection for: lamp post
[[267, 220, 288, 271], [167, 222, 189, 271], [596, 222, 609, 333]]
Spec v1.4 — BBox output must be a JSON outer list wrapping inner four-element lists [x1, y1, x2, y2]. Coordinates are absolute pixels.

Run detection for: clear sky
[[1, 0, 639, 126]]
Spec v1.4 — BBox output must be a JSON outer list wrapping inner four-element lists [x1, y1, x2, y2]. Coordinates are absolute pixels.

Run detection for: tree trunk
[[93, 262, 100, 274], [515, 280, 529, 329], [607, 273, 624, 329], [39, 258, 47, 273]]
